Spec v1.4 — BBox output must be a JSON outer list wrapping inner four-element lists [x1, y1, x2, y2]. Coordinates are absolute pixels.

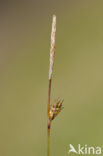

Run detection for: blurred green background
[[0, 0, 103, 156]]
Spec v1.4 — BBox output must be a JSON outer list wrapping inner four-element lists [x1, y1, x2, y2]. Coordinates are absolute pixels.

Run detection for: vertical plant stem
[[48, 79, 51, 116], [48, 129, 50, 156], [47, 15, 56, 156], [47, 120, 51, 156]]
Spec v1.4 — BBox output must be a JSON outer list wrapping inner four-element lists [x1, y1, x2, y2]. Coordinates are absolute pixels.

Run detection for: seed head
[[49, 98, 64, 120]]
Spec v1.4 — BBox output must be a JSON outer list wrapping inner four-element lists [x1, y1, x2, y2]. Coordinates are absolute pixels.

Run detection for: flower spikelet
[[49, 98, 64, 120]]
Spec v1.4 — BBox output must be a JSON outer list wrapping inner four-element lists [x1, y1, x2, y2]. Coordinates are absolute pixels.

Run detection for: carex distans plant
[[47, 15, 64, 156]]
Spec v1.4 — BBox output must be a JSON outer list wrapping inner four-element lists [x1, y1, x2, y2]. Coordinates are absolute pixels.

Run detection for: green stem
[[48, 120, 51, 156], [48, 129, 50, 156]]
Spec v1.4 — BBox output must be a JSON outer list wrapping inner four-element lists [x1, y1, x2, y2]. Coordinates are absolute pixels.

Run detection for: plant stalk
[[47, 15, 56, 156], [47, 120, 51, 156]]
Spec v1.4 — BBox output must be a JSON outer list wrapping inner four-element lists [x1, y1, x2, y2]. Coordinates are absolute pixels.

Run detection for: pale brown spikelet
[[49, 15, 56, 80], [49, 98, 64, 120]]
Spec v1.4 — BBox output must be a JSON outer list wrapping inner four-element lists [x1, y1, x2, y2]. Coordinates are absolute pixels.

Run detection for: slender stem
[[48, 79, 51, 117], [47, 120, 51, 156], [47, 80, 51, 156], [48, 129, 50, 156]]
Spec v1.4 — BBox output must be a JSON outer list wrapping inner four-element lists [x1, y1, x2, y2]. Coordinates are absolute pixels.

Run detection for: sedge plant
[[47, 15, 64, 156]]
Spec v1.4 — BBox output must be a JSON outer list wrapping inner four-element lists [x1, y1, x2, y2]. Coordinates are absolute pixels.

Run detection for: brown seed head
[[49, 99, 64, 120]]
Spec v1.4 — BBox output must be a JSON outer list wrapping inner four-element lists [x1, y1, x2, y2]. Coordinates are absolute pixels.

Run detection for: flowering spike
[[49, 99, 64, 120]]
